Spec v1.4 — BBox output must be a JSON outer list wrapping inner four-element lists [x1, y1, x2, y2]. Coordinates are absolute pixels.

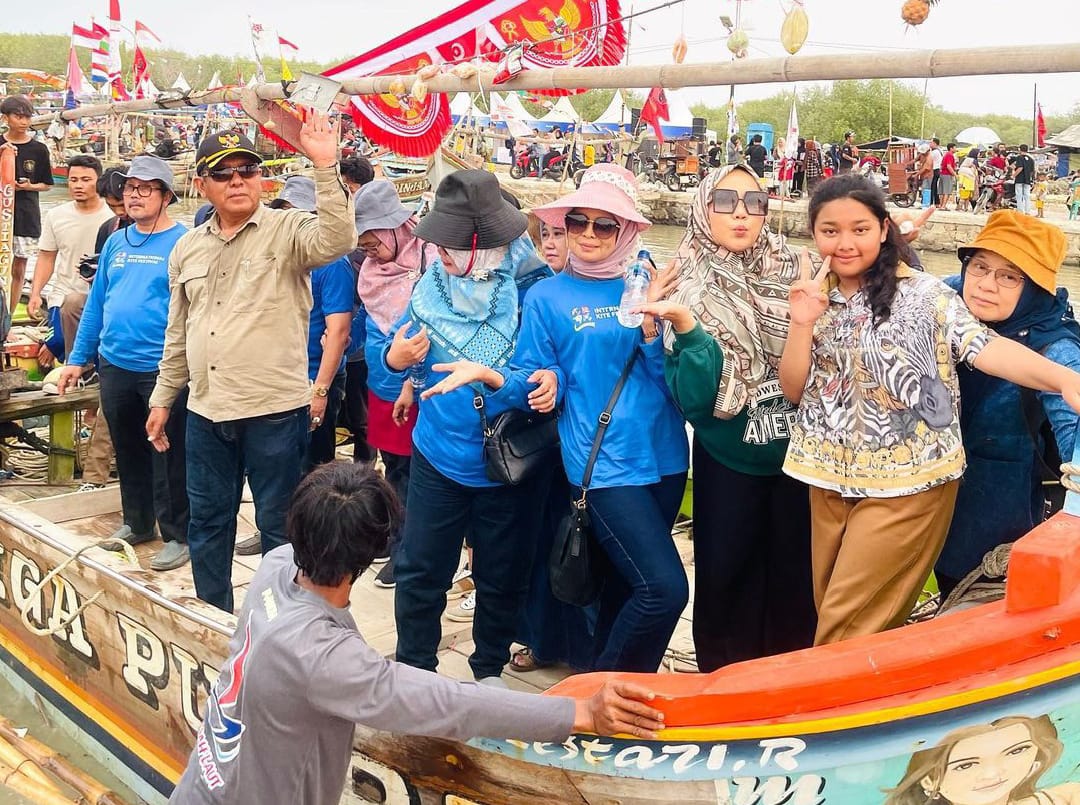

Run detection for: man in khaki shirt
[[147, 113, 356, 612]]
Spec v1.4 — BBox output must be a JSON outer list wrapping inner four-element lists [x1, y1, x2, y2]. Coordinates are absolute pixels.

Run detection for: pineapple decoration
[[727, 29, 750, 59], [780, 1, 810, 55], [901, 0, 938, 26]]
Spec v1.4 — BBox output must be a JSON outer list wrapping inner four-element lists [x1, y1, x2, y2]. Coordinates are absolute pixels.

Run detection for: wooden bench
[[0, 387, 100, 485]]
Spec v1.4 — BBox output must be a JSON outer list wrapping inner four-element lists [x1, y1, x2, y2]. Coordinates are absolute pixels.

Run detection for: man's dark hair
[[932, 137, 940, 145], [1, 95, 34, 117], [1019, 143, 1029, 152], [288, 463, 401, 586], [340, 156, 375, 187], [97, 167, 127, 201], [947, 142, 955, 150], [752, 134, 762, 144], [68, 154, 104, 176]]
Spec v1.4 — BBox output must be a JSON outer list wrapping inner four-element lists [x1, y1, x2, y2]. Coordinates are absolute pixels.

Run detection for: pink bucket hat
[[531, 164, 651, 231]]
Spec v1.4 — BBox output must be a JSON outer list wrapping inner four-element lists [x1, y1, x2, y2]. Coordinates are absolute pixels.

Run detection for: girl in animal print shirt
[[778, 174, 1080, 646]]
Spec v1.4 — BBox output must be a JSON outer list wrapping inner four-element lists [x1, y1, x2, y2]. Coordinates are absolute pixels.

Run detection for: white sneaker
[[447, 566, 474, 600], [447, 590, 475, 622], [77, 482, 106, 492]]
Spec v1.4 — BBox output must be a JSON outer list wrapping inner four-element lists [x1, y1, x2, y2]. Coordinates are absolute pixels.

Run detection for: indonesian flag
[[278, 36, 299, 54], [640, 86, 669, 145], [71, 23, 104, 50], [785, 97, 800, 159], [133, 44, 151, 99], [135, 21, 162, 45], [1037, 103, 1047, 148], [324, 0, 626, 157]]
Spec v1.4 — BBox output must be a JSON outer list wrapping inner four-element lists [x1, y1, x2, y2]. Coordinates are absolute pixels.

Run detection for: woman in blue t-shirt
[[515, 165, 690, 672]]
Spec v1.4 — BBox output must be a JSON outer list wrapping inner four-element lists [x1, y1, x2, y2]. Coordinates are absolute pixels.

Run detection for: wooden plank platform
[[0, 387, 101, 484], [1, 481, 697, 688]]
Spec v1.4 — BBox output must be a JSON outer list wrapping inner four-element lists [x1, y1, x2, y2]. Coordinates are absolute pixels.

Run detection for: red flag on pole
[[135, 21, 162, 45], [1036, 103, 1047, 148], [640, 87, 670, 145]]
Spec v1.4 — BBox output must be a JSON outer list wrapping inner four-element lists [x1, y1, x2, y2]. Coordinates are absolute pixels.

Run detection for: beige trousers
[[62, 291, 115, 484], [810, 480, 959, 645]]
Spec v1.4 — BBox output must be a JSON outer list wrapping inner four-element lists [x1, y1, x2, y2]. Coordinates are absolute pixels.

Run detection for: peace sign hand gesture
[[788, 250, 831, 328]]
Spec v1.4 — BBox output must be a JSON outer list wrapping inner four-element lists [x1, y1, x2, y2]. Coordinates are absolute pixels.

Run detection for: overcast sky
[[7, 0, 1079, 119]]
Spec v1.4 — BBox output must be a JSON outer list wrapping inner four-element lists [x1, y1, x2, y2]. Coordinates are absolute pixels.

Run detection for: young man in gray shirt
[[169, 463, 665, 805]]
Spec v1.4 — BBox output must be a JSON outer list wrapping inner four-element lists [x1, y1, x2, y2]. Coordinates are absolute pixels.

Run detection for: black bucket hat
[[414, 170, 526, 250]]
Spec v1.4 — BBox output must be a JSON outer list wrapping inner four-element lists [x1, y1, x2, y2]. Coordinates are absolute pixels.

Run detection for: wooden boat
[[3, 479, 1080, 804]]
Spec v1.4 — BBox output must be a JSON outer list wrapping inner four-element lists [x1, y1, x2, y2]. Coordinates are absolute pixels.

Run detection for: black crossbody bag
[[474, 393, 561, 486], [549, 349, 638, 607]]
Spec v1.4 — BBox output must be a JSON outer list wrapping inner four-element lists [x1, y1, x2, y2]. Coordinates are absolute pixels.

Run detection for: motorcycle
[[509, 148, 585, 183], [973, 167, 1016, 214]]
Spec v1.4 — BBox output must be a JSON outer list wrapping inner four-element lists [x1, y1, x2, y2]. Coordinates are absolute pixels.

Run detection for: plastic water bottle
[[617, 250, 652, 328], [407, 322, 429, 390]]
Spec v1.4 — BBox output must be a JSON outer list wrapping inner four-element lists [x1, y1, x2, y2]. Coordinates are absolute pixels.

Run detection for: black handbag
[[549, 350, 638, 607], [474, 394, 560, 486]]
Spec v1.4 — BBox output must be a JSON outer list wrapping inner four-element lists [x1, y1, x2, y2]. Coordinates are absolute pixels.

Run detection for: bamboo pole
[[0, 736, 62, 793], [0, 719, 130, 805], [29, 43, 1080, 129], [0, 760, 74, 805]]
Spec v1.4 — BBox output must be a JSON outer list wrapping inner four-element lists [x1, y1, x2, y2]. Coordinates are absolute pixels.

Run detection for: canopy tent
[[536, 96, 579, 132], [488, 91, 533, 138], [449, 92, 471, 121], [660, 89, 695, 138], [857, 135, 919, 151], [592, 91, 631, 132]]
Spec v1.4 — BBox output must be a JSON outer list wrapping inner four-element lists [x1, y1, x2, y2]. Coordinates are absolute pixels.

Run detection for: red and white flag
[[71, 23, 104, 50], [1036, 103, 1048, 148], [277, 36, 299, 54], [135, 21, 162, 45]]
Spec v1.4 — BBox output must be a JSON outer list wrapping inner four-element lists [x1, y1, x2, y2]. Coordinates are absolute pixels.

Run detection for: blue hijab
[[947, 270, 1080, 429], [409, 233, 547, 368]]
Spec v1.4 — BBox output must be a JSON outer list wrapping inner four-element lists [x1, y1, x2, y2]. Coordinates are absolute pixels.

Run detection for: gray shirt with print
[[169, 546, 575, 805]]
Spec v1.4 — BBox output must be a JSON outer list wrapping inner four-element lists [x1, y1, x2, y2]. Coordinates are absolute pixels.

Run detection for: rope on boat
[[1061, 462, 1080, 495], [18, 535, 137, 638]]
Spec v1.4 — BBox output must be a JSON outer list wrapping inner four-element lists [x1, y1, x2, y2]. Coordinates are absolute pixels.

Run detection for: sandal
[[509, 647, 551, 672]]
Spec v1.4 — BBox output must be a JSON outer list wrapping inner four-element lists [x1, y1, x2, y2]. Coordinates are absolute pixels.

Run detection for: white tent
[[449, 92, 471, 120], [171, 72, 191, 93], [489, 92, 532, 138], [660, 90, 695, 138], [498, 92, 537, 125], [592, 91, 630, 131], [537, 96, 577, 131]]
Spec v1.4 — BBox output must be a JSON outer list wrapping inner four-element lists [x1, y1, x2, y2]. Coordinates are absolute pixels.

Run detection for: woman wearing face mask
[[510, 164, 690, 673], [634, 164, 816, 671], [385, 170, 555, 686], [353, 180, 437, 588], [935, 211, 1080, 601]]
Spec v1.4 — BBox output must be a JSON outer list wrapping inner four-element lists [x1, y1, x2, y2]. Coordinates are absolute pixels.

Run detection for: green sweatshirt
[[664, 323, 796, 477]]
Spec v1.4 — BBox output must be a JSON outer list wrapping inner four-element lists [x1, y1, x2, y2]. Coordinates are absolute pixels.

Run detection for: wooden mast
[[27, 43, 1080, 128]]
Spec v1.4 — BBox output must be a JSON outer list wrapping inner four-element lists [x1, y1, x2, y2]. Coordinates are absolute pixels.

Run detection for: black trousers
[[342, 358, 375, 463], [931, 168, 942, 206], [304, 370, 346, 472], [691, 439, 816, 672], [381, 450, 411, 559], [98, 361, 189, 543]]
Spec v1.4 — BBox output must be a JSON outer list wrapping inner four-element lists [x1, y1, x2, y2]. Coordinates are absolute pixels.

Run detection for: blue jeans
[[186, 407, 308, 612], [1015, 182, 1032, 214], [394, 449, 545, 680], [584, 473, 689, 672]]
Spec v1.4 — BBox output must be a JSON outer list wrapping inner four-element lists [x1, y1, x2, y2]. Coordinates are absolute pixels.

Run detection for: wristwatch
[[313, 386, 329, 398]]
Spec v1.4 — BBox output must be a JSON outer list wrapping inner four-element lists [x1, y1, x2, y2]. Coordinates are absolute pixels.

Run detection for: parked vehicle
[[510, 146, 585, 183]]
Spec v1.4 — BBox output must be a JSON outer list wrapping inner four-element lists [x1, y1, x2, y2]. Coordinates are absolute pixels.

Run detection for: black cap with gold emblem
[[195, 130, 263, 175]]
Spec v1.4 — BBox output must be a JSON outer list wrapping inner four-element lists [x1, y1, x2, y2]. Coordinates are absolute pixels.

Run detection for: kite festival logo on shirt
[[197, 618, 253, 790], [570, 304, 620, 332]]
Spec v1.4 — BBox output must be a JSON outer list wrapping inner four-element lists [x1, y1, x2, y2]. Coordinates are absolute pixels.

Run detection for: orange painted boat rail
[[550, 512, 1080, 728]]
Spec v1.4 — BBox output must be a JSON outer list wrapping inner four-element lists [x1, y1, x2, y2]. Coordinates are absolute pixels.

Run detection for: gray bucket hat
[[269, 176, 316, 211], [414, 170, 526, 250], [354, 181, 413, 234], [116, 155, 178, 204]]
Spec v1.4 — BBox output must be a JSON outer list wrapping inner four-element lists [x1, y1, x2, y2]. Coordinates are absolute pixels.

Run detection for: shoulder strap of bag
[[580, 348, 640, 496], [473, 390, 490, 435]]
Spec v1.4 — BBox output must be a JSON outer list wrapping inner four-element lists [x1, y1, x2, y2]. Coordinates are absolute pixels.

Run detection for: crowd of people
[[7, 91, 1080, 802]]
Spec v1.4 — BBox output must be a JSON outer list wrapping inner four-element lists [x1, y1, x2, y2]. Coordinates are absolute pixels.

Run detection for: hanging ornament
[[672, 33, 688, 64], [450, 62, 478, 80], [901, 0, 937, 26], [727, 28, 750, 59], [417, 63, 442, 81], [410, 76, 429, 104], [780, 2, 810, 55], [387, 77, 407, 96], [492, 42, 526, 85]]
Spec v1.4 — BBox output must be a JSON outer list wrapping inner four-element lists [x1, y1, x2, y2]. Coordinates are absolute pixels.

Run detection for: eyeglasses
[[122, 183, 160, 197], [966, 258, 1025, 289], [564, 213, 621, 240], [710, 188, 770, 216], [204, 164, 262, 182]]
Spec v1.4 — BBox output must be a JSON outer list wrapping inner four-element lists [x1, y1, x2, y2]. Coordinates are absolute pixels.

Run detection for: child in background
[[779, 174, 1080, 646], [1032, 173, 1048, 219]]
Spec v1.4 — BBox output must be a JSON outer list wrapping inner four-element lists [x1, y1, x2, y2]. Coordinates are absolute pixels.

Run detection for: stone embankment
[[498, 175, 1080, 265]]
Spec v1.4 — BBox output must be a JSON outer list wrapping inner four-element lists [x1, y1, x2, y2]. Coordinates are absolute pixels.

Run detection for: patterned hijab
[[409, 233, 543, 368], [355, 217, 430, 335], [666, 165, 801, 418]]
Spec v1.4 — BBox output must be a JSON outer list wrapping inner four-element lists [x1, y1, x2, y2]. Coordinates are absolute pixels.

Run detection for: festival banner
[[324, 0, 625, 157], [0, 146, 15, 312]]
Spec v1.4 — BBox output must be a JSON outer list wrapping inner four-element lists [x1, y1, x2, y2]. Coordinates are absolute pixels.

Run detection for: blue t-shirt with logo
[[68, 223, 188, 372], [504, 272, 688, 489], [307, 257, 356, 382]]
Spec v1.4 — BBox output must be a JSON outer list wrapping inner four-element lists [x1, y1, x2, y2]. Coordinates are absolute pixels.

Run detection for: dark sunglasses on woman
[[564, 212, 621, 240], [711, 188, 770, 216]]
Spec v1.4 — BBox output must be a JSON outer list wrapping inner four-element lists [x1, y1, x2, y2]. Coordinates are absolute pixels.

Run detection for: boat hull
[[3, 493, 1080, 803]]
